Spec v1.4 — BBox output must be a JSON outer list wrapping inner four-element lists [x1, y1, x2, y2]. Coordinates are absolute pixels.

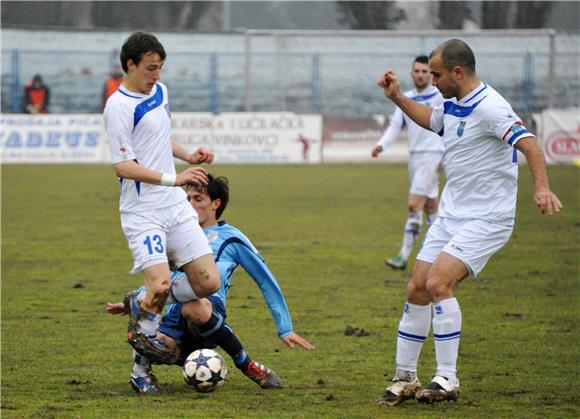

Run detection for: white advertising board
[[537, 107, 580, 165], [1, 114, 106, 163], [1, 112, 322, 165], [171, 112, 322, 164], [321, 115, 409, 163]]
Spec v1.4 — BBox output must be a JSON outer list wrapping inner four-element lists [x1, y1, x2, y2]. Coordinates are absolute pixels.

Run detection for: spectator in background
[[101, 65, 124, 110], [21, 74, 50, 114]]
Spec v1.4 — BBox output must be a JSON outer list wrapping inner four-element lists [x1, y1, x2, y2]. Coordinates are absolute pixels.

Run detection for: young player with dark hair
[[103, 32, 221, 363], [107, 175, 315, 394]]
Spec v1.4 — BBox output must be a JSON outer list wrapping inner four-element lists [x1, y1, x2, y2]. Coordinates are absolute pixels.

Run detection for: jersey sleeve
[[486, 101, 534, 148], [430, 102, 445, 136], [233, 239, 294, 338], [377, 107, 405, 148], [103, 100, 136, 163]]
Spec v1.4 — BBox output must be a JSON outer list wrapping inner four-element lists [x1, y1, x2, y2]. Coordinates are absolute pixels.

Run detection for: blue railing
[[1, 48, 578, 116]]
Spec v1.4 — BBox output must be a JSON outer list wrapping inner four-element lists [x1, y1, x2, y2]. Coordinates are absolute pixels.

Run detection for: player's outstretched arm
[[171, 141, 214, 165], [281, 332, 315, 351], [516, 137, 563, 215], [189, 147, 214, 165], [377, 69, 432, 130], [373, 107, 405, 158]]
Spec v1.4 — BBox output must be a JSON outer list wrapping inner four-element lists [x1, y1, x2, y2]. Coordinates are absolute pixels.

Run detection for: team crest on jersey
[[119, 139, 129, 158], [457, 121, 466, 137]]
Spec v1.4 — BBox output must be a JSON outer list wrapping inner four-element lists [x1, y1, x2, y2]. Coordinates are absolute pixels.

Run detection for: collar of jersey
[[413, 86, 438, 97], [118, 84, 157, 99], [459, 82, 487, 105], [203, 220, 227, 231]]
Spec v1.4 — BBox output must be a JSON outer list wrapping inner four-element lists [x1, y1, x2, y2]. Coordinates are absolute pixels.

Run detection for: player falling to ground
[[107, 175, 315, 394], [372, 56, 444, 271], [103, 32, 220, 362], [375, 39, 562, 406]]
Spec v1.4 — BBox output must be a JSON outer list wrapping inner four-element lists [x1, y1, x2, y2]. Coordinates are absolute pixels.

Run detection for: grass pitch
[[1, 163, 579, 418]]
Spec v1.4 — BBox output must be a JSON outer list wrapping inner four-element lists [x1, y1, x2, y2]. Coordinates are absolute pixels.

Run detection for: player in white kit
[[372, 56, 444, 270], [103, 32, 220, 362], [375, 39, 562, 405]]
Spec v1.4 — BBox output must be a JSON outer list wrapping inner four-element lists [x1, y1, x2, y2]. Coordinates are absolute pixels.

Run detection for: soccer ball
[[182, 349, 227, 393]]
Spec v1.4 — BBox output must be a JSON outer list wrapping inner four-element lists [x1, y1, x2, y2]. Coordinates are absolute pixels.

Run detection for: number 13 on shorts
[[143, 234, 165, 254]]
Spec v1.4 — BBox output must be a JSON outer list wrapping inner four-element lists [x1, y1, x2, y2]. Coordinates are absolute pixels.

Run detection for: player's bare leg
[[181, 254, 220, 298], [127, 263, 180, 364]]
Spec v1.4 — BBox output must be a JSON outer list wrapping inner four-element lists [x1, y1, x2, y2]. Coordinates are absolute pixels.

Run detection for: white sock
[[137, 311, 162, 338], [131, 350, 152, 378], [426, 211, 438, 226], [432, 298, 462, 383], [131, 287, 162, 336], [399, 211, 422, 260], [396, 302, 431, 374], [166, 273, 199, 304]]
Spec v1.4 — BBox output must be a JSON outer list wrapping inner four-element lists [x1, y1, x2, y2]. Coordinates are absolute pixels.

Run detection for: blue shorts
[[159, 295, 226, 364]]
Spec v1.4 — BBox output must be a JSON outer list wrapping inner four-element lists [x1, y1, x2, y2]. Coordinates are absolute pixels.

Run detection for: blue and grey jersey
[[168, 221, 293, 338]]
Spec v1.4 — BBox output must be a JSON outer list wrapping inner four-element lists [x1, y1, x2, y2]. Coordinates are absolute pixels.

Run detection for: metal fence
[[1, 29, 578, 117]]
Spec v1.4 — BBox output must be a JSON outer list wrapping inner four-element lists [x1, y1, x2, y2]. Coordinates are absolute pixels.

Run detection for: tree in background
[[1, 1, 212, 31], [481, 1, 552, 29], [91, 2, 211, 30], [336, 1, 405, 30], [481, 1, 512, 29], [515, 1, 552, 29], [438, 1, 553, 30], [437, 1, 471, 29]]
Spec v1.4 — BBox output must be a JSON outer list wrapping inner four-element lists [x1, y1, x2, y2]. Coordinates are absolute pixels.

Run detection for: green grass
[[1, 164, 579, 418]]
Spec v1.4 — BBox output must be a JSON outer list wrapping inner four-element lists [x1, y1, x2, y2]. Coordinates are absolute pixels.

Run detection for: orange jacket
[[22, 83, 49, 113], [105, 77, 123, 99]]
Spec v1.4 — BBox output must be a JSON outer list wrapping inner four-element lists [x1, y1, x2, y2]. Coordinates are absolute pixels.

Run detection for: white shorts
[[417, 217, 513, 277], [408, 152, 442, 199], [121, 199, 213, 274]]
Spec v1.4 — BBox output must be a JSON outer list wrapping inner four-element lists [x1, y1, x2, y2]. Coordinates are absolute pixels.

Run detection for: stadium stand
[[1, 29, 578, 117]]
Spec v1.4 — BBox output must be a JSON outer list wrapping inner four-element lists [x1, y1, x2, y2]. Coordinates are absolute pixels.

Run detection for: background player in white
[[375, 39, 562, 405], [372, 56, 444, 271], [103, 32, 220, 359]]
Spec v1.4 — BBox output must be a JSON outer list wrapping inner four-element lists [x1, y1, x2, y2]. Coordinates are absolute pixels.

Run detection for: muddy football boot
[[242, 360, 283, 389], [415, 376, 460, 404], [129, 373, 161, 395], [376, 375, 421, 406]]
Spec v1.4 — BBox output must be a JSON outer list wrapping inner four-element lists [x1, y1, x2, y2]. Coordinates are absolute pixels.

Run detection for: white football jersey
[[104, 83, 186, 213], [377, 86, 444, 153], [430, 82, 534, 223]]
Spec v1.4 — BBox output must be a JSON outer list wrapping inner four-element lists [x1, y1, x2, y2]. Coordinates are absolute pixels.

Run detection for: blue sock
[[198, 310, 250, 369]]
